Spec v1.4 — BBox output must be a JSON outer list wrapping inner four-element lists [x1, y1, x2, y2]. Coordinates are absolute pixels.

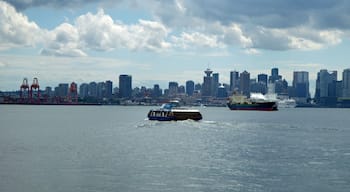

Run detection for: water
[[1, 105, 350, 192]]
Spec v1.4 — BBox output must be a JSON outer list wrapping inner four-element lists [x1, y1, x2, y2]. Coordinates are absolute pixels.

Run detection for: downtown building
[[343, 69, 350, 97], [119, 74, 132, 98], [315, 69, 338, 106], [292, 71, 310, 103], [202, 68, 213, 97]]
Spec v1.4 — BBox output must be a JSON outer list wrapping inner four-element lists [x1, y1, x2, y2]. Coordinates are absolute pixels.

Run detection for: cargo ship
[[227, 93, 278, 111], [148, 101, 202, 121]]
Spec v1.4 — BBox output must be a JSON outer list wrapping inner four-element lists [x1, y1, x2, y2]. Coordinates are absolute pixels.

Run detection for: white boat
[[278, 98, 296, 108]]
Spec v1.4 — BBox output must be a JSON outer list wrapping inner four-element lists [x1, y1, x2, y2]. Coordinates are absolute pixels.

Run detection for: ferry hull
[[227, 102, 278, 111], [147, 110, 202, 121]]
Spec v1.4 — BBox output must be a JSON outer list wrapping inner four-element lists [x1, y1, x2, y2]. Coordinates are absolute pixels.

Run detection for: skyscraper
[[230, 71, 239, 91], [258, 74, 268, 85], [343, 69, 350, 97], [79, 83, 89, 98], [315, 69, 337, 105], [153, 84, 162, 98], [119, 74, 132, 98], [186, 80, 195, 96], [269, 68, 281, 83], [105, 80, 113, 99], [293, 71, 309, 98], [88, 82, 97, 97], [258, 73, 268, 94], [240, 70, 250, 96], [168, 81, 178, 96], [202, 68, 213, 97], [212, 73, 219, 97]]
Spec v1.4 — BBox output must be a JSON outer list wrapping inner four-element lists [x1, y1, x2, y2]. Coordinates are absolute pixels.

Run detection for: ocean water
[[0, 105, 350, 192]]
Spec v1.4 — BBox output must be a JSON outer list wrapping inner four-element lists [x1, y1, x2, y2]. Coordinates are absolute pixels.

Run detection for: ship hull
[[148, 109, 202, 121], [227, 102, 278, 111]]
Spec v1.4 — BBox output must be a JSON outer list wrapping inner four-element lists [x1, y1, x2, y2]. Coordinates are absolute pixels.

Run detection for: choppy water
[[1, 105, 350, 192]]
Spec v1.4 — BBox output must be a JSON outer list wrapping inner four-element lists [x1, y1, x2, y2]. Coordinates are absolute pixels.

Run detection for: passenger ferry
[[148, 101, 202, 121]]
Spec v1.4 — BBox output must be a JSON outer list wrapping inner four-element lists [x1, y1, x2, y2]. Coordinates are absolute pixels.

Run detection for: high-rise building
[[202, 68, 213, 97], [97, 82, 106, 99], [217, 85, 227, 98], [230, 71, 239, 91], [240, 70, 250, 96], [105, 80, 113, 99], [316, 70, 337, 98], [257, 73, 268, 94], [343, 69, 350, 97], [55, 83, 69, 97], [119, 74, 132, 98], [168, 81, 178, 96], [152, 84, 162, 98], [186, 80, 195, 96], [88, 82, 97, 97], [44, 86, 53, 97], [79, 83, 89, 98], [293, 71, 309, 98], [212, 73, 219, 97], [178, 85, 185, 94], [258, 74, 268, 85], [315, 70, 338, 105], [269, 68, 281, 83]]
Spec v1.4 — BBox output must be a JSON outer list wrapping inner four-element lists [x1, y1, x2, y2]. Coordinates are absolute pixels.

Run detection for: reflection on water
[[0, 105, 350, 192]]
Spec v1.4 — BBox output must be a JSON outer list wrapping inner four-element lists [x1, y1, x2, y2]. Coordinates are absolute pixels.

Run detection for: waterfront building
[[258, 74, 268, 86], [240, 70, 250, 97], [153, 84, 162, 98], [251, 81, 267, 94], [97, 82, 106, 99], [178, 85, 185, 94], [119, 74, 132, 98], [55, 83, 69, 97], [269, 68, 282, 83], [44, 86, 53, 98], [202, 68, 213, 97], [230, 71, 239, 91], [316, 70, 337, 98], [343, 69, 350, 97], [217, 85, 227, 98], [105, 80, 113, 99], [315, 69, 338, 105], [257, 74, 268, 94], [213, 73, 219, 97], [88, 82, 97, 98], [168, 81, 178, 97], [79, 83, 89, 98], [293, 71, 309, 99], [186, 80, 195, 96]]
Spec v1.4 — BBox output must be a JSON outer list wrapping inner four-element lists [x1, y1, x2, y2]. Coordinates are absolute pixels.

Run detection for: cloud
[[1, 0, 349, 55], [171, 32, 223, 49], [3, 0, 123, 10], [40, 23, 87, 57], [75, 9, 171, 52], [152, 0, 348, 51], [0, 1, 42, 50]]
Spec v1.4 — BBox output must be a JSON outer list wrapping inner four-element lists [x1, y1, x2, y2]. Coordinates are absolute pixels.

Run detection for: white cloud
[[171, 32, 224, 49], [0, 0, 348, 56], [0, 1, 42, 50], [41, 23, 86, 57]]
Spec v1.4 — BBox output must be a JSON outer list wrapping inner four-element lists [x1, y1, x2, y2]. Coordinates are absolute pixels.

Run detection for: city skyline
[[5, 67, 350, 97], [1, 1, 350, 92]]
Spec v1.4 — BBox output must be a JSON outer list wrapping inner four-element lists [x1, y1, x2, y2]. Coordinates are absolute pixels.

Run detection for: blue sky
[[1, 0, 350, 96]]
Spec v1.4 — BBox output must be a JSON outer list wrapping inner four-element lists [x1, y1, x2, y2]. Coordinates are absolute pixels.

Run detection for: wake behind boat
[[227, 92, 278, 111], [148, 100, 202, 121]]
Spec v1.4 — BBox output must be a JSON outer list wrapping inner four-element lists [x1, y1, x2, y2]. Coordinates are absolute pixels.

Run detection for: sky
[[1, 0, 350, 95]]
